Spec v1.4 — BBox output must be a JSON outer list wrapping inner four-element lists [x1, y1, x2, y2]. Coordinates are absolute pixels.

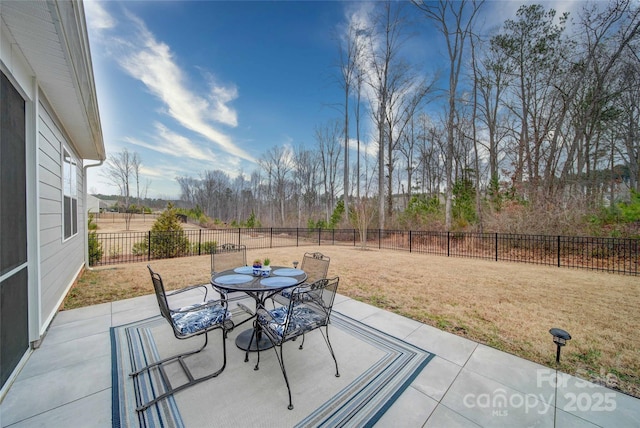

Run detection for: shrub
[[244, 211, 260, 228], [452, 178, 477, 228], [307, 218, 328, 230], [88, 213, 103, 266], [618, 190, 640, 225], [109, 246, 121, 259], [329, 200, 345, 229], [132, 240, 149, 256], [150, 203, 190, 258], [398, 194, 443, 230], [202, 241, 217, 254]]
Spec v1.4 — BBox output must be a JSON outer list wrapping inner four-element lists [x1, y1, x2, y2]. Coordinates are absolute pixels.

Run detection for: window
[[63, 148, 78, 239]]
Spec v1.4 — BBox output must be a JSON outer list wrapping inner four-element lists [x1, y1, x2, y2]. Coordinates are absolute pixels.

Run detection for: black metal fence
[[93, 228, 639, 275]]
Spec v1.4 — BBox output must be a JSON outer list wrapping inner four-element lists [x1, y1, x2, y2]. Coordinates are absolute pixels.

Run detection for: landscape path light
[[549, 328, 571, 363]]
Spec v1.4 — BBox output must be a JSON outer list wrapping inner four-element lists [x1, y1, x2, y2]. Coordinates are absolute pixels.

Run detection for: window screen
[[1, 71, 27, 274]]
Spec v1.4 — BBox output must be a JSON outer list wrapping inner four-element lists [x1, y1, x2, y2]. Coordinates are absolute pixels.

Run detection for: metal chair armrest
[[170, 298, 227, 314], [166, 283, 209, 301]]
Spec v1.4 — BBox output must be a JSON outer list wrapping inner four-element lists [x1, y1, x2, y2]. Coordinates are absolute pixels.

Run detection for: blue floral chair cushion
[[259, 305, 326, 340], [171, 301, 230, 336], [279, 288, 294, 299], [279, 286, 307, 301], [279, 285, 323, 304]]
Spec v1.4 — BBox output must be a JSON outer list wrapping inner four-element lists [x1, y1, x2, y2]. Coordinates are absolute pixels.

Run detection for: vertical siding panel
[[37, 101, 84, 324]]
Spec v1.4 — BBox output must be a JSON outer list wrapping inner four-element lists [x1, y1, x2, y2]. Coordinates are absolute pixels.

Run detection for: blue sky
[[84, 0, 577, 199]]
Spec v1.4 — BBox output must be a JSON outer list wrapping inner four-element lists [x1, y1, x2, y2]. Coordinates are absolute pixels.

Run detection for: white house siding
[[1, 20, 36, 396], [1, 0, 104, 396], [37, 98, 86, 329]]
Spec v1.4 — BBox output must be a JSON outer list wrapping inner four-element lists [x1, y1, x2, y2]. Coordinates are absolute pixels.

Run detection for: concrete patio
[[1, 291, 639, 427]]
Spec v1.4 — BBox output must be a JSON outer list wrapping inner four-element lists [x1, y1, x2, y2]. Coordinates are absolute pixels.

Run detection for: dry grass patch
[[63, 246, 640, 398]]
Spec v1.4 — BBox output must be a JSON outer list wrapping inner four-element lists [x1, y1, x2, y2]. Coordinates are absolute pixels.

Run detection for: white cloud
[[84, 0, 115, 31], [109, 10, 255, 163], [139, 164, 168, 179], [201, 70, 239, 126], [479, 1, 585, 33], [127, 122, 248, 179], [348, 137, 377, 159], [124, 122, 215, 162]]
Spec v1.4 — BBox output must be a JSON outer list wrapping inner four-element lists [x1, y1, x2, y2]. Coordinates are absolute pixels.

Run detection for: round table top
[[211, 266, 307, 293]]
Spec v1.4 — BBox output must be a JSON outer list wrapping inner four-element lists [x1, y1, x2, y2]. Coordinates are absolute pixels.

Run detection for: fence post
[[379, 229, 381, 249], [318, 228, 321, 245], [557, 235, 561, 267], [495, 233, 498, 261], [198, 229, 202, 255], [353, 229, 356, 246], [409, 230, 412, 253], [296, 228, 299, 246], [447, 231, 450, 257], [270, 228, 273, 248], [147, 231, 151, 261]]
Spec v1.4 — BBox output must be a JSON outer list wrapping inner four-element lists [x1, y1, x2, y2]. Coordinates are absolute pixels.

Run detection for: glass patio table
[[211, 266, 307, 351]]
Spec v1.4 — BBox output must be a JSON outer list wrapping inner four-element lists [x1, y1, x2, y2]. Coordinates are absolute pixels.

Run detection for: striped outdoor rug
[[111, 311, 434, 427]]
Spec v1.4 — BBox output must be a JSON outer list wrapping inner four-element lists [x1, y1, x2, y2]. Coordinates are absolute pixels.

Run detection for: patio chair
[[271, 251, 330, 307], [211, 243, 247, 274], [211, 243, 251, 308], [130, 266, 234, 412], [251, 277, 340, 410], [210, 242, 258, 319]]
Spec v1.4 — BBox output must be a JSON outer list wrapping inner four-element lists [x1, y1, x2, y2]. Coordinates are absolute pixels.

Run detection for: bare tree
[[293, 144, 320, 227], [249, 170, 263, 221], [617, 58, 640, 192], [231, 173, 250, 225], [177, 176, 196, 206], [342, 8, 376, 213], [132, 154, 142, 209], [350, 196, 377, 248], [567, 0, 640, 203], [141, 179, 151, 201], [387, 74, 437, 214], [469, 33, 484, 231], [315, 120, 343, 223], [414, 0, 484, 230], [337, 18, 369, 215], [473, 34, 512, 205], [363, 1, 414, 227], [491, 4, 569, 202], [354, 53, 366, 201], [414, 114, 445, 196], [259, 146, 294, 226], [104, 148, 140, 230], [398, 117, 419, 206]]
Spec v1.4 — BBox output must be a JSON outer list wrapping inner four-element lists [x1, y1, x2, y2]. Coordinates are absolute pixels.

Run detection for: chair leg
[[129, 330, 209, 377], [254, 343, 261, 371], [271, 343, 294, 410], [321, 326, 340, 378], [253, 319, 264, 370], [244, 320, 260, 363], [245, 322, 270, 371], [131, 328, 228, 412], [298, 333, 305, 350]]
